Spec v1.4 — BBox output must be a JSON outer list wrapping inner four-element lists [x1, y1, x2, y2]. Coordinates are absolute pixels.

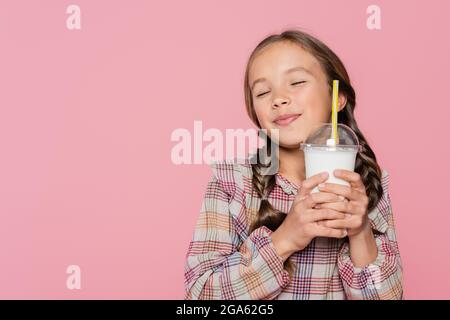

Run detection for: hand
[[271, 171, 348, 261], [315, 169, 370, 238]]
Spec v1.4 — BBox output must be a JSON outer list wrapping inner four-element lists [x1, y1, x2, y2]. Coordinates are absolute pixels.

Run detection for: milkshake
[[300, 123, 361, 193]]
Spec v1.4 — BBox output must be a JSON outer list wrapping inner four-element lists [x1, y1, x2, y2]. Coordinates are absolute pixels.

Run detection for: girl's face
[[248, 41, 345, 149]]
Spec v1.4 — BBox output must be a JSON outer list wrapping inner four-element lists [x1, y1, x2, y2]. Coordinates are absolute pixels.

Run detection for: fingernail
[[322, 172, 328, 179], [338, 195, 345, 201], [345, 214, 351, 219], [334, 169, 341, 175], [318, 183, 325, 189]]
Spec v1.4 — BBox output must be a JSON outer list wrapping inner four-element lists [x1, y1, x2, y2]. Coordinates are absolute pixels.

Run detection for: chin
[[274, 130, 304, 149], [278, 138, 303, 150]]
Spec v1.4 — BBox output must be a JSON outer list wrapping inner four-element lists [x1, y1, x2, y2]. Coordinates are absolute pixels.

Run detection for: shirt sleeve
[[184, 167, 291, 300], [337, 170, 403, 300]]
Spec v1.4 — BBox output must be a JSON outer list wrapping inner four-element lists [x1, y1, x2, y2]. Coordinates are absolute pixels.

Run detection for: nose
[[272, 96, 290, 108]]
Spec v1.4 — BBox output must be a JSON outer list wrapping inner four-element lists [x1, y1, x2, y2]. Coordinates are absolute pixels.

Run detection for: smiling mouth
[[273, 114, 301, 126]]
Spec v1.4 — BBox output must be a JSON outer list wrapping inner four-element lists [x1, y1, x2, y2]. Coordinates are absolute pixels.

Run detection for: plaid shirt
[[184, 158, 403, 300]]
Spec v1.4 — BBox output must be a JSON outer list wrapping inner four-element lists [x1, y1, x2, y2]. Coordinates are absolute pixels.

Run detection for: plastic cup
[[300, 123, 361, 193]]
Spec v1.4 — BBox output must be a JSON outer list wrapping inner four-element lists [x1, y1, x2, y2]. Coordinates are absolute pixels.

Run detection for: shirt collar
[[275, 172, 299, 195]]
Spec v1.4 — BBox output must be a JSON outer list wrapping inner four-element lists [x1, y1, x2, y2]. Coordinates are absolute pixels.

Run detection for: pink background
[[0, 0, 449, 299]]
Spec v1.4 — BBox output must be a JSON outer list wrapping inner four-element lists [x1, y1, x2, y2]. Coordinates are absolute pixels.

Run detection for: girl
[[184, 30, 403, 300]]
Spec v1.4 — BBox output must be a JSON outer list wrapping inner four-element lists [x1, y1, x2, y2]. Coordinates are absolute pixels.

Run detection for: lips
[[273, 113, 301, 126]]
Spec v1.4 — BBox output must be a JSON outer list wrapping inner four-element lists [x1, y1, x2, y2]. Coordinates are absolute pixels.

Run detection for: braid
[[249, 138, 295, 277], [341, 106, 383, 213]]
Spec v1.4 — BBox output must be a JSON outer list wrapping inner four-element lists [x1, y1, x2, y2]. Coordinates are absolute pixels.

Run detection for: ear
[[338, 93, 347, 112]]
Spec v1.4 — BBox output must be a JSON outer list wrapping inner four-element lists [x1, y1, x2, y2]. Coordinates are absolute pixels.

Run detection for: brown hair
[[244, 30, 383, 276]]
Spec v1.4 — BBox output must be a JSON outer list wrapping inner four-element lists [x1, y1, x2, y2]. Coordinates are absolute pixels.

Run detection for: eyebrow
[[251, 66, 312, 90]]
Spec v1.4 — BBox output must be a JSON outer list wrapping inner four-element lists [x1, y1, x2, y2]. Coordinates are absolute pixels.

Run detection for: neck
[[277, 146, 306, 187]]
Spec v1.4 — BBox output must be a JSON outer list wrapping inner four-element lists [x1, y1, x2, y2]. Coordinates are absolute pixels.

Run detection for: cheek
[[298, 89, 331, 122], [308, 103, 330, 122], [253, 104, 273, 128]]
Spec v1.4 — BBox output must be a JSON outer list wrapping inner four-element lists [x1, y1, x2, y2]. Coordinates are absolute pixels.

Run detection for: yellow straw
[[331, 80, 339, 144]]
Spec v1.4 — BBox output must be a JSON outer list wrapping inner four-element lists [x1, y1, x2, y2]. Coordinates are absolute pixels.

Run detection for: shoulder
[[377, 169, 391, 208], [369, 168, 393, 233], [209, 157, 253, 196], [379, 169, 392, 203], [380, 169, 390, 195]]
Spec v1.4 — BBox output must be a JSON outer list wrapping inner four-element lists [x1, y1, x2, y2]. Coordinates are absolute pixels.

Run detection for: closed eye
[[256, 91, 270, 97], [256, 81, 305, 97]]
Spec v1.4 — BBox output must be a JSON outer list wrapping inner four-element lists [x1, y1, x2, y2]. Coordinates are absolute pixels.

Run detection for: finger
[[333, 169, 365, 192], [297, 171, 329, 198], [302, 192, 345, 209], [317, 182, 360, 201], [310, 192, 346, 205], [315, 200, 354, 214], [319, 201, 367, 218], [313, 224, 348, 238], [320, 218, 354, 229], [306, 208, 347, 222]]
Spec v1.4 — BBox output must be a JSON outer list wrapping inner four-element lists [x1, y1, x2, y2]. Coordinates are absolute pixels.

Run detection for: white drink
[[301, 123, 360, 193], [304, 147, 358, 193]]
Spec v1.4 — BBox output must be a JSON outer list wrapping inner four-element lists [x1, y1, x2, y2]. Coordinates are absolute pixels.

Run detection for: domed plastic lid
[[300, 123, 361, 152]]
